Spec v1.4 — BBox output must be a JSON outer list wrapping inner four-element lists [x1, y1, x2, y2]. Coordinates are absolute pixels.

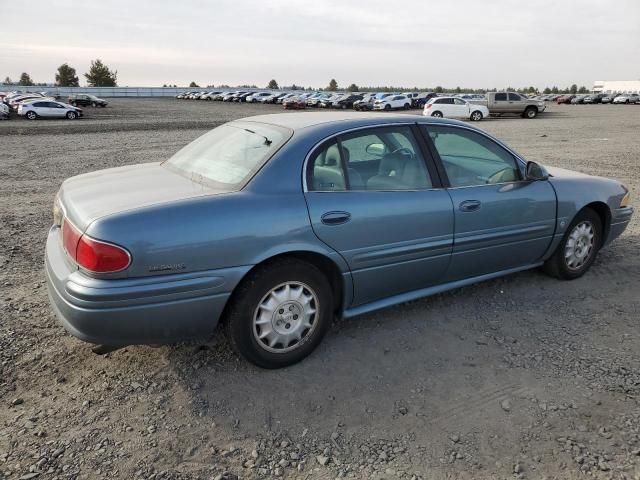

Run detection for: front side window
[[508, 93, 522, 101], [425, 125, 520, 187], [164, 121, 290, 189], [308, 126, 432, 191]]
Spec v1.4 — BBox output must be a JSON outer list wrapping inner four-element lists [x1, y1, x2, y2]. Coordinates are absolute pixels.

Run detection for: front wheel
[[384, 104, 391, 111], [470, 110, 483, 121], [543, 208, 602, 280], [26, 111, 37, 120], [91, 102, 97, 107], [225, 258, 334, 368], [66, 111, 77, 120], [404, 103, 410, 110], [524, 107, 538, 118]]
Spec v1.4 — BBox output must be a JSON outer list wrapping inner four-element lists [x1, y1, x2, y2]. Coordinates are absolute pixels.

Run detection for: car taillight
[[62, 219, 82, 258], [426, 104, 432, 109], [62, 219, 131, 273]]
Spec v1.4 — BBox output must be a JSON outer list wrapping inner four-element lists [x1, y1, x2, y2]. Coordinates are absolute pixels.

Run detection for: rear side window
[[424, 125, 521, 187], [308, 126, 432, 191], [309, 140, 347, 191], [494, 93, 507, 101]]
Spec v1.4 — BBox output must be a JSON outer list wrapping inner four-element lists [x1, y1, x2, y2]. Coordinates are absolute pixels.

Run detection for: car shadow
[[160, 232, 639, 450]]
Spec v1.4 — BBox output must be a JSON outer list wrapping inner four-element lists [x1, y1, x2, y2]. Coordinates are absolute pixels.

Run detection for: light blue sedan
[[45, 112, 633, 368]]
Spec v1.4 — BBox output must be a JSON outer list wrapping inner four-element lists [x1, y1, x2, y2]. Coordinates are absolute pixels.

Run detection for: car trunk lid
[[59, 162, 229, 231]]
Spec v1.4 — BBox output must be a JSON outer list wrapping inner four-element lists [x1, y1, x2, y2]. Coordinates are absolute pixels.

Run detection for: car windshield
[[163, 122, 291, 189]]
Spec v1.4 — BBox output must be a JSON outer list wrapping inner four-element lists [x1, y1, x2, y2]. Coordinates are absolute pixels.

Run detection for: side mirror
[[525, 161, 549, 181], [365, 143, 386, 157]]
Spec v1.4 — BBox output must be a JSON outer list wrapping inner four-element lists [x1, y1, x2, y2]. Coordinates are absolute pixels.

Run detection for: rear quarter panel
[[84, 190, 345, 282]]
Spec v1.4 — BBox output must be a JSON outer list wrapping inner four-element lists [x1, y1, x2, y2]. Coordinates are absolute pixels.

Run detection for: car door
[[47, 102, 66, 117], [507, 92, 525, 113], [31, 101, 52, 117], [452, 98, 470, 118], [304, 125, 454, 306], [493, 92, 509, 112], [422, 124, 556, 281]]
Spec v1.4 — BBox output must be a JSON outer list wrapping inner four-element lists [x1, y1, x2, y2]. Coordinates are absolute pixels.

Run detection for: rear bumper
[[45, 226, 249, 346]]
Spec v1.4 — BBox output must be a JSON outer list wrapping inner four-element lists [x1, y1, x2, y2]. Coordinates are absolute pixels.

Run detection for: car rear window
[[163, 122, 291, 189]]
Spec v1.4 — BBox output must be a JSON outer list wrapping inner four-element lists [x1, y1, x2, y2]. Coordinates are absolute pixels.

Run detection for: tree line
[[2, 69, 592, 95], [3, 60, 118, 87]]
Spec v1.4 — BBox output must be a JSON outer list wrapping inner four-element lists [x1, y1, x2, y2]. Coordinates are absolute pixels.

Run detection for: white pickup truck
[[486, 92, 545, 118]]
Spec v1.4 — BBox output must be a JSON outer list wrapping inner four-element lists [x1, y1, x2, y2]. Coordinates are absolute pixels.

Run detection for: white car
[[423, 96, 490, 121], [246, 92, 273, 103], [613, 94, 639, 104], [372, 94, 411, 111], [18, 100, 82, 120]]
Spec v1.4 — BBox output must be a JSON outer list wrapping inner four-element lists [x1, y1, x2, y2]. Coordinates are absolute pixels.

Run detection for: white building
[[593, 80, 640, 94]]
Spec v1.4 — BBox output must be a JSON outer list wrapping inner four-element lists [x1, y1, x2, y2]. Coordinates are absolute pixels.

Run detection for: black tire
[[384, 104, 391, 111], [26, 111, 37, 120], [91, 102, 97, 107], [66, 111, 77, 120], [543, 208, 602, 280], [431, 111, 443, 118], [524, 106, 538, 118], [404, 103, 410, 110], [470, 110, 483, 121], [225, 258, 334, 368]]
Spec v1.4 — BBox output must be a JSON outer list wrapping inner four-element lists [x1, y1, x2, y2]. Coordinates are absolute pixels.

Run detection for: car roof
[[239, 112, 469, 130]]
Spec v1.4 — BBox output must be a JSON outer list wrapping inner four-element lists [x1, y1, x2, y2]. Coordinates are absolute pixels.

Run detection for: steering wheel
[[389, 147, 415, 159], [487, 167, 513, 184]]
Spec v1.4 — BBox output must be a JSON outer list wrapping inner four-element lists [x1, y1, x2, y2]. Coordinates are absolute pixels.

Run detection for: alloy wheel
[[253, 282, 319, 353], [564, 221, 595, 270]]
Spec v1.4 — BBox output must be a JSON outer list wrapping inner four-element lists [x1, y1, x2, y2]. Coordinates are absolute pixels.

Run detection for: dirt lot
[[1, 99, 639, 480]]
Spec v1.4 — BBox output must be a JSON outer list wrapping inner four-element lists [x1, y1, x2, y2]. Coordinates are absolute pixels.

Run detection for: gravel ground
[[1, 99, 639, 480]]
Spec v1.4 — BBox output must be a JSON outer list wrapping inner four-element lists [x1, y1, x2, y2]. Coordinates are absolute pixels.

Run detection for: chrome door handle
[[321, 211, 351, 225], [459, 200, 481, 212]]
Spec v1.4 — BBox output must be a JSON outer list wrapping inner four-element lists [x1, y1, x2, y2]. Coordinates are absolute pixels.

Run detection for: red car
[[556, 95, 575, 104], [283, 97, 306, 110]]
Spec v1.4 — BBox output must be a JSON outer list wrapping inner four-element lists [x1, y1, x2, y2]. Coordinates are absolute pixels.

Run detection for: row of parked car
[[554, 93, 640, 104], [0, 91, 109, 120], [176, 90, 446, 109], [176, 89, 545, 121]]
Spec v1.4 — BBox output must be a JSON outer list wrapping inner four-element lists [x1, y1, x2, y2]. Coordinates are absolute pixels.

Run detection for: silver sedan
[[18, 100, 83, 120]]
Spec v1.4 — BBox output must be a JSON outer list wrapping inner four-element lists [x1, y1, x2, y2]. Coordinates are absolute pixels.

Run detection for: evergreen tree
[[55, 63, 79, 87], [84, 59, 117, 87]]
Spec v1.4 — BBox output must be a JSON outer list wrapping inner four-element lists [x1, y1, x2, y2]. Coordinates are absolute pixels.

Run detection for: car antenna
[[243, 128, 272, 146]]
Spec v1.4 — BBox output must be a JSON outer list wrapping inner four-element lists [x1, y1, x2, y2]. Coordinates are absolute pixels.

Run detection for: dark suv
[[68, 94, 108, 107]]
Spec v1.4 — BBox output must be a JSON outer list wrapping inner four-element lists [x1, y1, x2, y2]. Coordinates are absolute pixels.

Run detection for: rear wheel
[[524, 107, 538, 118], [66, 111, 77, 120], [470, 110, 483, 121], [431, 111, 443, 118], [225, 258, 333, 368], [543, 208, 602, 280], [26, 111, 37, 120]]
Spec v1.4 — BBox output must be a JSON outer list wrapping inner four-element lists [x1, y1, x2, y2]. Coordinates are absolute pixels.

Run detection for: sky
[[1, 0, 639, 90]]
